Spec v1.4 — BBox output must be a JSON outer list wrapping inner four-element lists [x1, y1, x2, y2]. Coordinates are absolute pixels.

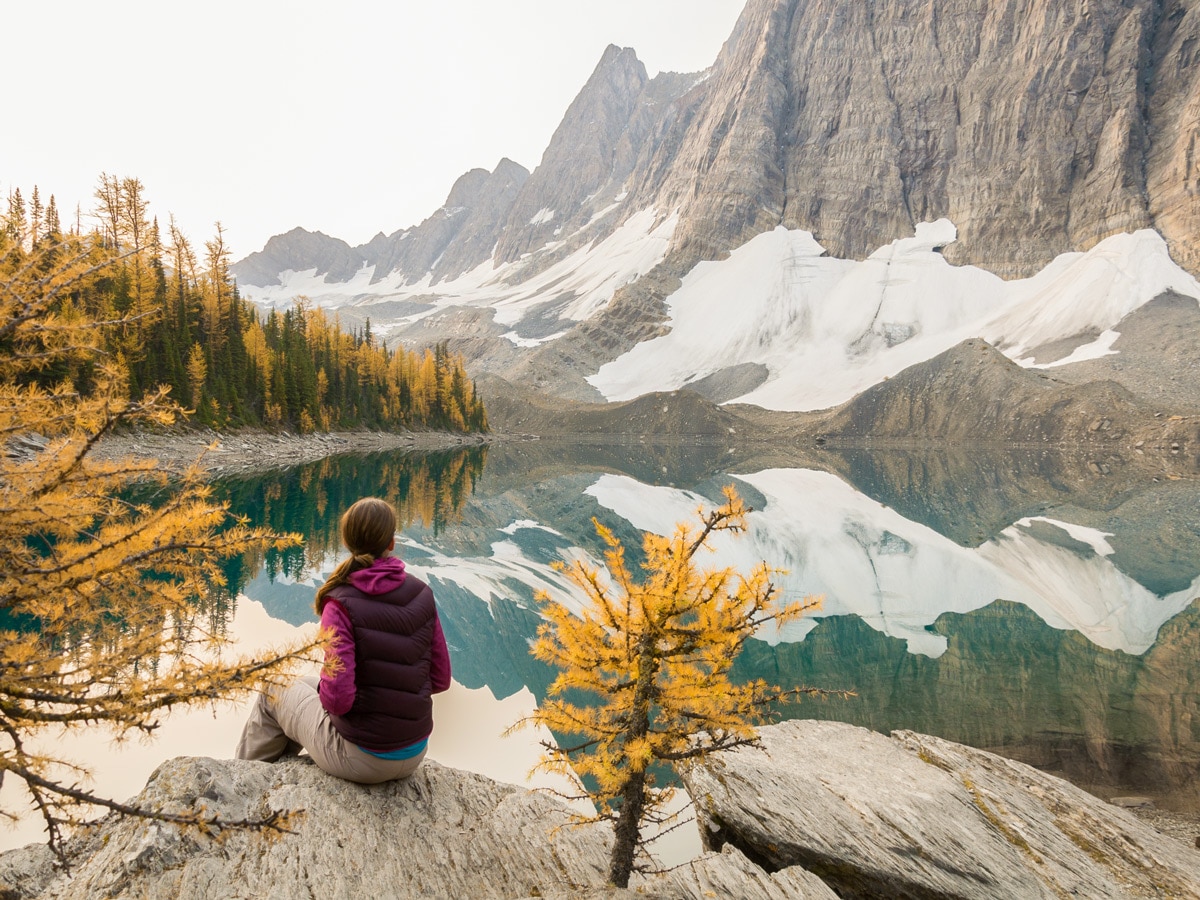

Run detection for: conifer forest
[[2, 176, 488, 435]]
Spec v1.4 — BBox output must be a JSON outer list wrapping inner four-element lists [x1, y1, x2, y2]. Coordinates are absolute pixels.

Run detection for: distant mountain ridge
[[234, 159, 531, 289], [231, 0, 1200, 416]]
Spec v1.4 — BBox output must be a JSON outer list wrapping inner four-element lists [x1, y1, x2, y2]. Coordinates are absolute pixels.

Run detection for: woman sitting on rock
[[236, 497, 451, 783]]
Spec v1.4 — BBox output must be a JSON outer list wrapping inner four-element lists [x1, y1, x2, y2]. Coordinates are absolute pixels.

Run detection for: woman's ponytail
[[313, 498, 398, 615]]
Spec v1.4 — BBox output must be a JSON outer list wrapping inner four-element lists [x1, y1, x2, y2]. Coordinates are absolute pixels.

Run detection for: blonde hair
[[314, 497, 398, 614]]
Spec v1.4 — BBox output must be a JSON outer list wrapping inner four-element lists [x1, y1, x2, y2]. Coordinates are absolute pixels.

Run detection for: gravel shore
[[93, 428, 487, 475]]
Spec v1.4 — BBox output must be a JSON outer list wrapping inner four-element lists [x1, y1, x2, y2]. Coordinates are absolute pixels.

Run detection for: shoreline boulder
[[684, 719, 1200, 899]]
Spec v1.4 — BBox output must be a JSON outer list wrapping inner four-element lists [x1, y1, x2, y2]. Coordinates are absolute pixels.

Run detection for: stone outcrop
[[0, 756, 828, 900], [4, 757, 612, 899], [684, 719, 1200, 899], [1038, 290, 1200, 414], [819, 338, 1150, 444], [5, 724, 1200, 898], [653, 845, 838, 899]]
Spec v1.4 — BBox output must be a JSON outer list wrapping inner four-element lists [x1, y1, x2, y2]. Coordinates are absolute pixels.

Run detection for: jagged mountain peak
[[493, 157, 528, 179], [233, 0, 1200, 414], [234, 227, 361, 287], [491, 44, 654, 265], [370, 158, 530, 287]]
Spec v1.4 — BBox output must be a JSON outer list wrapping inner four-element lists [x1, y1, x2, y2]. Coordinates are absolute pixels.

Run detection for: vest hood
[[348, 556, 407, 595]]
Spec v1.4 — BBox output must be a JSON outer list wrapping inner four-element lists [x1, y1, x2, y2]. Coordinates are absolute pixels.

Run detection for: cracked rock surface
[[684, 719, 1200, 899]]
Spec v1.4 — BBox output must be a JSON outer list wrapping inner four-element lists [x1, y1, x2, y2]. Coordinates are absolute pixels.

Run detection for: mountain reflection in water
[[222, 441, 1200, 814]]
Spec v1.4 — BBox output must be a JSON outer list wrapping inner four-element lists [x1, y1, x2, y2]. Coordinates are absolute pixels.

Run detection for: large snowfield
[[590, 220, 1200, 410], [244, 214, 1200, 412]]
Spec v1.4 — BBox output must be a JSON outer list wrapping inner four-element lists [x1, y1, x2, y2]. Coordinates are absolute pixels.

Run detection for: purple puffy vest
[[326, 574, 437, 751]]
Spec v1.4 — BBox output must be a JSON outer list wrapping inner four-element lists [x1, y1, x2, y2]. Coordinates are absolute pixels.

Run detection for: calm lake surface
[[4, 439, 1199, 851]]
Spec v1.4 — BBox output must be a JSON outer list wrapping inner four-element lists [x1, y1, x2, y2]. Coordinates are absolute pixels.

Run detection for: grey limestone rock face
[[683, 719, 1200, 900], [627, 0, 1200, 278], [1146, 0, 1200, 274]]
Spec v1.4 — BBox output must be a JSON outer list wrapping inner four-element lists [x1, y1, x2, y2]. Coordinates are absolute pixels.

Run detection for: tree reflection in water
[[210, 445, 487, 602], [204, 440, 1200, 814]]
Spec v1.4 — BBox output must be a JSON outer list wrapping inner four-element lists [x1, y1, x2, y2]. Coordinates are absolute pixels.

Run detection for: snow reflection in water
[[4, 442, 1199, 852]]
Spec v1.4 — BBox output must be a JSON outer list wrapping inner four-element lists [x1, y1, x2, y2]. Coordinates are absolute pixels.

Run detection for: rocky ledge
[[686, 720, 1200, 899], [0, 756, 829, 900], [3, 722, 1198, 899]]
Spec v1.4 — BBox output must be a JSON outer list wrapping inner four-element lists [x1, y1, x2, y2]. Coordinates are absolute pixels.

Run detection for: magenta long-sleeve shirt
[[318, 557, 451, 718]]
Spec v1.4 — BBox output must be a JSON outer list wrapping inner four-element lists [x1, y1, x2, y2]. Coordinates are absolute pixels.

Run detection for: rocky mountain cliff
[[636, 0, 1197, 277], [492, 47, 698, 268], [236, 0, 1200, 286], [231, 0, 1200, 417]]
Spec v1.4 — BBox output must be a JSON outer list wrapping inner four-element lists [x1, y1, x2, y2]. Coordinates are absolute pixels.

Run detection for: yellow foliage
[[513, 486, 840, 885], [0, 238, 322, 856]]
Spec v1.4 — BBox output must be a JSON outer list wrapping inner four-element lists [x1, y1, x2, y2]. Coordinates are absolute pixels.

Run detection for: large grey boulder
[[647, 844, 838, 899], [8, 757, 612, 899], [684, 719, 1200, 899], [0, 755, 833, 900]]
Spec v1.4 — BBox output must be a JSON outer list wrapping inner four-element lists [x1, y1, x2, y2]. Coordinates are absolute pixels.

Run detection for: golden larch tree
[[0, 235, 321, 857], [514, 486, 845, 887]]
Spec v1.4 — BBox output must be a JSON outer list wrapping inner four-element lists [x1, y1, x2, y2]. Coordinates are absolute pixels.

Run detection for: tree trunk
[[608, 768, 647, 888]]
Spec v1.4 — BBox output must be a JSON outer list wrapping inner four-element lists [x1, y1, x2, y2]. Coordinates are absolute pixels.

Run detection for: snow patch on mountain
[[492, 208, 677, 327], [589, 223, 1200, 411], [1021, 329, 1122, 368], [239, 208, 677, 338]]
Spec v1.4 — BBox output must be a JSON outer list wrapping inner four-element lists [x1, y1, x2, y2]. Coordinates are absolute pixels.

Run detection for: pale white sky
[[5, 1, 746, 259]]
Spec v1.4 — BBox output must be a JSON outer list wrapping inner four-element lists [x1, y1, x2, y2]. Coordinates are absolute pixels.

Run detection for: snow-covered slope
[[242, 213, 1200, 412], [241, 207, 676, 347], [589, 221, 1200, 411]]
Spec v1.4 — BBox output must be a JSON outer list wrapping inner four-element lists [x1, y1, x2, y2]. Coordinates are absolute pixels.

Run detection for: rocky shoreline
[[91, 428, 490, 475]]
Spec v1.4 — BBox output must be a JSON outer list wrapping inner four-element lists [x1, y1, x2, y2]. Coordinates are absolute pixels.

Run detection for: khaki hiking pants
[[234, 676, 426, 784]]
